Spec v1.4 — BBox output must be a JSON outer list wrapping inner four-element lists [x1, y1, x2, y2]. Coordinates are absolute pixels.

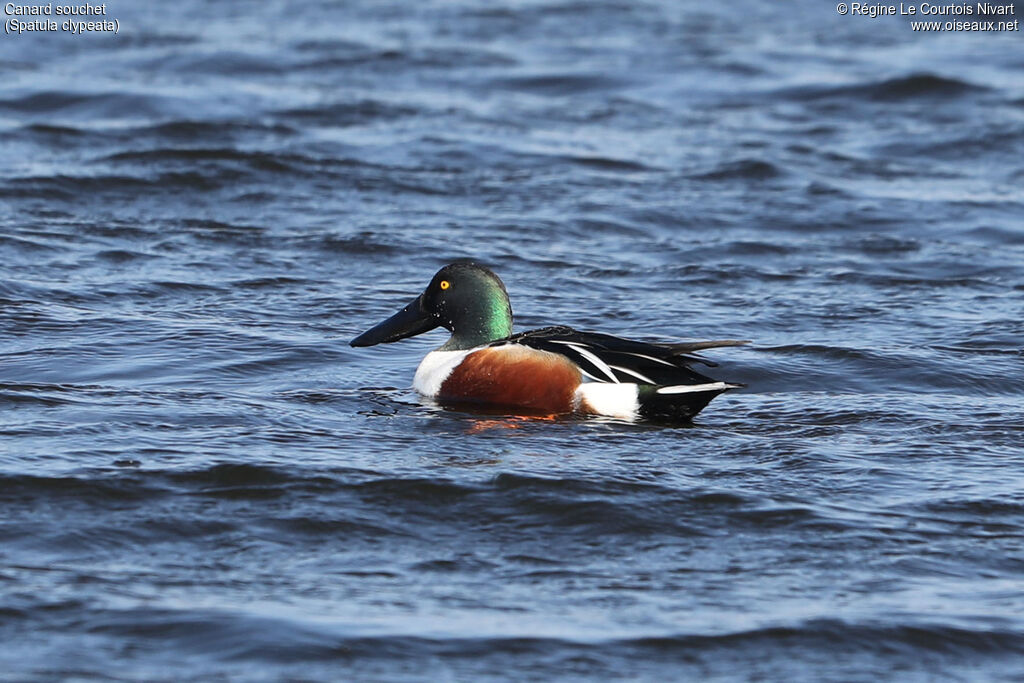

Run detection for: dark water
[[2, 1, 1024, 680]]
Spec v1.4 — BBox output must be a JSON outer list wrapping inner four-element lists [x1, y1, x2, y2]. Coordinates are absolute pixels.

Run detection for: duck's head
[[350, 262, 513, 351]]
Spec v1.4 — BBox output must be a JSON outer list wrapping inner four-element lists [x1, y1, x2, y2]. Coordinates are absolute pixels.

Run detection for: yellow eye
[[439, 280, 450, 290]]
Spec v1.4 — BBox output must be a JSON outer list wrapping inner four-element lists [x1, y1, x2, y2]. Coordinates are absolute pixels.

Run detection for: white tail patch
[[655, 382, 737, 395], [575, 383, 639, 419]]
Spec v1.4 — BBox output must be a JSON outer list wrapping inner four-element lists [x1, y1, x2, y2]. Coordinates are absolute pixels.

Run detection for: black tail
[[637, 384, 736, 421]]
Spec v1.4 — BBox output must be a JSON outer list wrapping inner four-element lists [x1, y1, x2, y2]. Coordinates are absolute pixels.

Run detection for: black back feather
[[493, 325, 747, 387]]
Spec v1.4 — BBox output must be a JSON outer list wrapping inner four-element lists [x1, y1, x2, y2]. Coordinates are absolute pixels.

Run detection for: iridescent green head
[[350, 262, 513, 351]]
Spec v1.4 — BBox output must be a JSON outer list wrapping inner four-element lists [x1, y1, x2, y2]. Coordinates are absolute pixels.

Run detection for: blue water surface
[[1, 1, 1023, 680]]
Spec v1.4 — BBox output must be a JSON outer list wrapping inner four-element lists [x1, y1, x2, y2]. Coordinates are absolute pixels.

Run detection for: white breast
[[412, 349, 474, 397]]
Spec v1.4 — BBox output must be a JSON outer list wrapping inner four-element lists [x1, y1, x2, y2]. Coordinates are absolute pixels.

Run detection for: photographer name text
[[836, 2, 1018, 30]]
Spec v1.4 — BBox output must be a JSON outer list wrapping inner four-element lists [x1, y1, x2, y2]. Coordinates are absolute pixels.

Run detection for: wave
[[134, 119, 297, 141], [273, 100, 420, 127], [28, 609, 1024, 675], [0, 89, 191, 119], [488, 72, 635, 95], [560, 154, 654, 172], [143, 50, 288, 77], [744, 343, 1024, 396], [0, 465, 832, 544], [780, 73, 988, 103], [691, 158, 785, 181], [296, 45, 518, 71]]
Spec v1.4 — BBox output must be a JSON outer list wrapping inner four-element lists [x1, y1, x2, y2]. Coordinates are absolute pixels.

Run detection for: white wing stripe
[[549, 343, 677, 368], [608, 364, 655, 384], [566, 343, 619, 383], [656, 382, 736, 395], [623, 351, 676, 367]]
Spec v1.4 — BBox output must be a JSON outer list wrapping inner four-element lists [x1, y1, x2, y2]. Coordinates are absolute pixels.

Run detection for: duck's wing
[[497, 325, 748, 386]]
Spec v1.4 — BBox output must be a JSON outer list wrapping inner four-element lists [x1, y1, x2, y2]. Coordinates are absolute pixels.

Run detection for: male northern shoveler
[[350, 262, 747, 421]]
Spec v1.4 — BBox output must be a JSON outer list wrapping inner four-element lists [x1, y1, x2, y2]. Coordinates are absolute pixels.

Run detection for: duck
[[350, 262, 746, 421]]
